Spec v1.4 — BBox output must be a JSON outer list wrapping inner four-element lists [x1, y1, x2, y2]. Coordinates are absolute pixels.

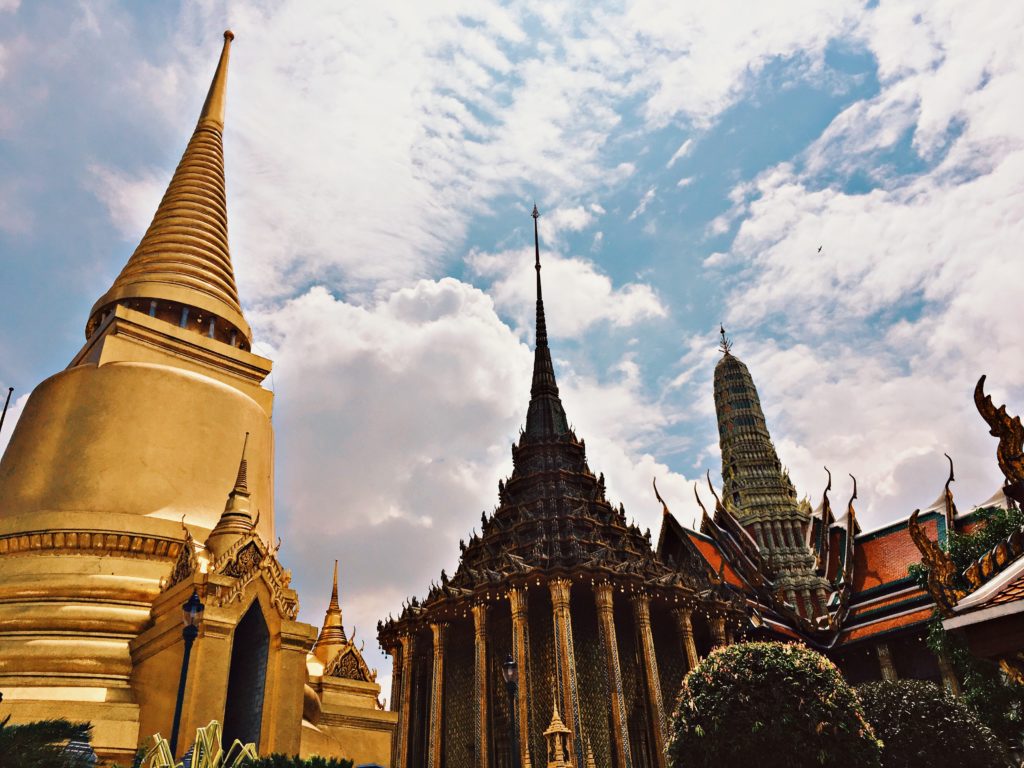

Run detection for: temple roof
[[89, 31, 251, 343], [378, 211, 732, 635]]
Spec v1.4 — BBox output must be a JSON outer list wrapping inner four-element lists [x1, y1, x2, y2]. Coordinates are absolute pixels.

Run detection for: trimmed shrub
[[242, 756, 354, 768], [858, 679, 1010, 767], [667, 641, 882, 768]]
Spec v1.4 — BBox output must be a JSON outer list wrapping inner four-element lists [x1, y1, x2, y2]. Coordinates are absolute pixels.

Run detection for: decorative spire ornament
[[719, 324, 732, 355], [523, 204, 569, 440], [205, 432, 255, 558], [315, 560, 348, 665]]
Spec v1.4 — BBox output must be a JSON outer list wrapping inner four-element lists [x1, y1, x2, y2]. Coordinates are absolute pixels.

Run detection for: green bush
[[667, 641, 882, 768], [0, 715, 94, 768], [858, 679, 1010, 767], [241, 755, 354, 768]]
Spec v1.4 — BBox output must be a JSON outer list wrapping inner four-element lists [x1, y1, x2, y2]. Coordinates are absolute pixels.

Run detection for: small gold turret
[[205, 432, 255, 558], [314, 560, 348, 665], [87, 30, 251, 347], [543, 699, 572, 768]]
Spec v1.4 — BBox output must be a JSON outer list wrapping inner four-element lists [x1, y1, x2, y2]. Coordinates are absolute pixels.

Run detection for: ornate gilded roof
[[379, 211, 730, 636], [89, 31, 251, 344]]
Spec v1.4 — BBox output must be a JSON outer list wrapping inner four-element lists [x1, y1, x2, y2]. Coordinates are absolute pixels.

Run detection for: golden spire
[[199, 30, 233, 130], [315, 559, 348, 665], [89, 30, 252, 345], [205, 432, 255, 558]]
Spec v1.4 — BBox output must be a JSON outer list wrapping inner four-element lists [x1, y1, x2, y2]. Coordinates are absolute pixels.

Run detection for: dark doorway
[[222, 601, 270, 749]]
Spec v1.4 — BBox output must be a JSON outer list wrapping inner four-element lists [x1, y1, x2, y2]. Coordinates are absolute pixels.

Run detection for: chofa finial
[[719, 324, 732, 355]]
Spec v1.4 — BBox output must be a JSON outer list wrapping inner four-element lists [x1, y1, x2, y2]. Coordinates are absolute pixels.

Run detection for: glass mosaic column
[[633, 594, 666, 768], [428, 622, 447, 768], [595, 582, 632, 768]]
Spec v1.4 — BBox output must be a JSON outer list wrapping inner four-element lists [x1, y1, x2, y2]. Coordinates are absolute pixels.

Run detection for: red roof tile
[[841, 606, 934, 643], [685, 533, 746, 589], [852, 518, 940, 594]]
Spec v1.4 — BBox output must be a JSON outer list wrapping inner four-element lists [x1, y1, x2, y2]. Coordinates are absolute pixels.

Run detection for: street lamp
[[169, 589, 204, 756], [502, 653, 522, 768]]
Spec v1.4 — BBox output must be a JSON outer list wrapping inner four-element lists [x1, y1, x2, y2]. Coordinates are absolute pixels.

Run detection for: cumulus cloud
[[252, 276, 691, 689], [469, 245, 666, 339]]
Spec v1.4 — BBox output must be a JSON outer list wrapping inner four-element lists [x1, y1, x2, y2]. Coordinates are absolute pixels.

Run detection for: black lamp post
[[169, 589, 204, 756], [501, 653, 522, 768]]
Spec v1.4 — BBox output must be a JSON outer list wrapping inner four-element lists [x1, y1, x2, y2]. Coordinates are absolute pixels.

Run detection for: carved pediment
[[325, 643, 376, 683]]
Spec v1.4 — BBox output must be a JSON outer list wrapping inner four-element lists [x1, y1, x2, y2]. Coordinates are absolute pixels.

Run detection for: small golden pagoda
[[0, 31, 394, 763], [378, 207, 745, 768]]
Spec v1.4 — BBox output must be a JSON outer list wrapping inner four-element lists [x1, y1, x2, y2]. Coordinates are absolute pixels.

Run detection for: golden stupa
[[0, 32, 394, 763]]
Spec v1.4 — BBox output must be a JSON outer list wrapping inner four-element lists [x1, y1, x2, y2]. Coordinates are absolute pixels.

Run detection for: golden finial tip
[[224, 30, 235, 42]]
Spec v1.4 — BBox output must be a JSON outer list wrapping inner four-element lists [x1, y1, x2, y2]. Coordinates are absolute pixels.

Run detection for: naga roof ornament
[[975, 375, 1024, 506]]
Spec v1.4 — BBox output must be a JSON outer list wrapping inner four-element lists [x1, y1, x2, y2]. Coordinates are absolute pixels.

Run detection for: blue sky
[[2, 1, 1023, 696]]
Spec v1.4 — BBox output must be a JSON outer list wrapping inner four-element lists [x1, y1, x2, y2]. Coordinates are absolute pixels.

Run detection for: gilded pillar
[[396, 633, 415, 768], [595, 583, 631, 768], [428, 622, 447, 768], [710, 613, 727, 647], [673, 607, 700, 670], [509, 586, 533, 768], [876, 642, 897, 681], [633, 594, 667, 768], [472, 604, 489, 768], [937, 649, 961, 696], [549, 578, 582, 757]]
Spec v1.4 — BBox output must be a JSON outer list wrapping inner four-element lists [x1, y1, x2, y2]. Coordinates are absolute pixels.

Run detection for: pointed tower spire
[[88, 30, 252, 347], [523, 204, 569, 441], [315, 559, 348, 665], [205, 432, 255, 558]]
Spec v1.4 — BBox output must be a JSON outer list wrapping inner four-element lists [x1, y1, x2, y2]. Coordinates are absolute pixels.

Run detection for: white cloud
[[708, 0, 1024, 525], [86, 164, 166, 241], [251, 275, 688, 698], [0, 0, 19, 13], [469, 245, 666, 339], [666, 138, 693, 168], [628, 186, 656, 220]]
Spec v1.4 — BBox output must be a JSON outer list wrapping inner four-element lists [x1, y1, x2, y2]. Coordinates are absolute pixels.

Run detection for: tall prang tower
[[713, 329, 829, 617]]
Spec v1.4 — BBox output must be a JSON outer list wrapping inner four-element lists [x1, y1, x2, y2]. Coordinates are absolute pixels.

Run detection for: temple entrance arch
[[223, 599, 270, 748]]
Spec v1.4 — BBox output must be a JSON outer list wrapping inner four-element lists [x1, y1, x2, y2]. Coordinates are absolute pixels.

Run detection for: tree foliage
[[0, 715, 95, 768], [907, 506, 1024, 748], [667, 641, 882, 768], [858, 679, 1010, 767], [947, 505, 1024, 578]]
